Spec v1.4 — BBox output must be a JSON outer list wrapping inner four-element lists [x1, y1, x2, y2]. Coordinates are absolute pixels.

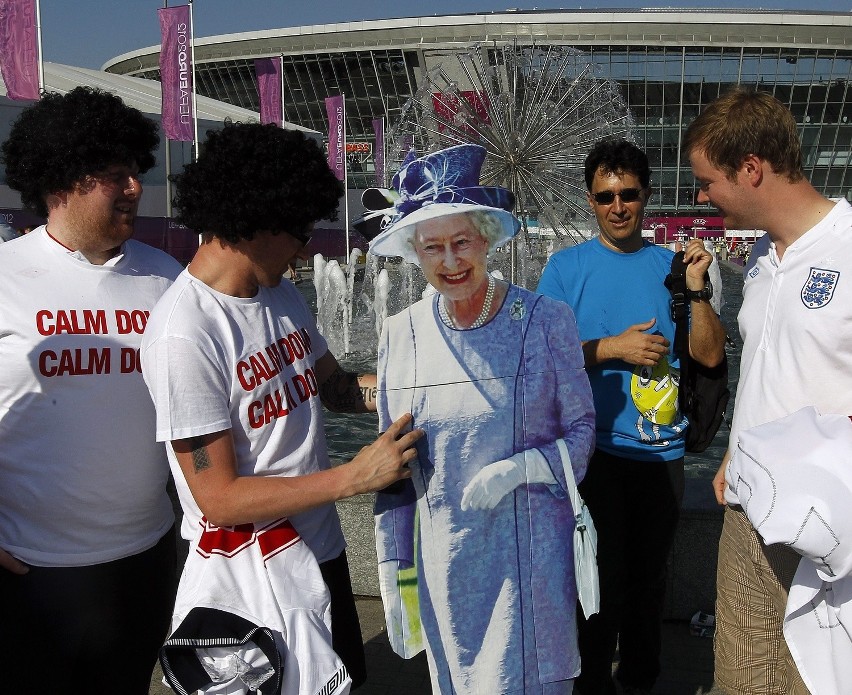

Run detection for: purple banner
[[0, 0, 39, 101], [158, 5, 193, 142], [372, 117, 385, 187], [325, 95, 345, 181], [255, 57, 283, 127]]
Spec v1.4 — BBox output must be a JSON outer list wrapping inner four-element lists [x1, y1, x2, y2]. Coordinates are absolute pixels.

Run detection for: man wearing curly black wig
[[141, 122, 421, 694], [0, 87, 182, 693]]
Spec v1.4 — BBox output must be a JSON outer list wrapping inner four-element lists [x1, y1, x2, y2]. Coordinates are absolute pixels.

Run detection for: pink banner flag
[[158, 5, 193, 142], [432, 90, 490, 135], [0, 0, 39, 101], [372, 117, 385, 187], [255, 57, 283, 127], [325, 95, 345, 181]]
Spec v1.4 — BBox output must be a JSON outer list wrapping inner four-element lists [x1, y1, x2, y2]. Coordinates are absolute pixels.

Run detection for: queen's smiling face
[[412, 213, 490, 302]]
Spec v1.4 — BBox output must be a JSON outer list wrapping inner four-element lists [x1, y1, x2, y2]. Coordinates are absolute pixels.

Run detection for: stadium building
[[0, 63, 300, 261], [104, 7, 852, 242]]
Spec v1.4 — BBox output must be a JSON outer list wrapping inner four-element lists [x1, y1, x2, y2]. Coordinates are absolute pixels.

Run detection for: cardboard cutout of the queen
[[369, 144, 597, 694]]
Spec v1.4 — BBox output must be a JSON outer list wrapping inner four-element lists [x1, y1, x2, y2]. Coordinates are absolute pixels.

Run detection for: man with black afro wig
[[0, 86, 182, 693], [171, 118, 343, 246], [3, 85, 159, 221], [141, 122, 422, 693]]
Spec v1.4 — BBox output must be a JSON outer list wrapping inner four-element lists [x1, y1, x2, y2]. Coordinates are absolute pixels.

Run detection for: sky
[[41, 0, 851, 70]]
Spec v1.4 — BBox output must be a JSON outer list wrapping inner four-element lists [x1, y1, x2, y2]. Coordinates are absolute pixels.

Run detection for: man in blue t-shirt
[[538, 139, 725, 695]]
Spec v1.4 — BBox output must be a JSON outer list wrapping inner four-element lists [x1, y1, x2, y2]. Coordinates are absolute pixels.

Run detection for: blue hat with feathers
[[364, 144, 520, 263]]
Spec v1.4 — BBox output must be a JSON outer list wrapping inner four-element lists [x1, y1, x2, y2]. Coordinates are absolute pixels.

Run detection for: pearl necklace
[[439, 274, 496, 330]]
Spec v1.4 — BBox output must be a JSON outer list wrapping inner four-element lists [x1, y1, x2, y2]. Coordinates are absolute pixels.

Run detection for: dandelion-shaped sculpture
[[387, 43, 634, 251]]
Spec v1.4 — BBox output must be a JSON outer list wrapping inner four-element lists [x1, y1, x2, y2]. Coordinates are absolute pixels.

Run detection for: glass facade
[[116, 17, 852, 215]]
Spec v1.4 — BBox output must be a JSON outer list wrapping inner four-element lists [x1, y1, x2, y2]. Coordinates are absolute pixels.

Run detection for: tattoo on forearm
[[189, 436, 211, 473], [319, 366, 374, 412]]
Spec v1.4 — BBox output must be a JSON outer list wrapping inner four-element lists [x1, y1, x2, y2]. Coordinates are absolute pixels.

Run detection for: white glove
[[461, 448, 557, 511]]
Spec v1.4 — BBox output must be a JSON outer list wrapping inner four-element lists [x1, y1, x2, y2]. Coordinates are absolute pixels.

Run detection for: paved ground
[[150, 596, 722, 694], [353, 598, 723, 695], [150, 485, 724, 694]]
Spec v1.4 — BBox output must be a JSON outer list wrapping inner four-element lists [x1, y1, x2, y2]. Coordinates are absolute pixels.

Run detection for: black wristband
[[686, 281, 713, 301]]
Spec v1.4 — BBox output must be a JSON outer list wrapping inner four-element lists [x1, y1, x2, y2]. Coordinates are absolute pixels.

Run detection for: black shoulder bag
[[664, 251, 730, 453]]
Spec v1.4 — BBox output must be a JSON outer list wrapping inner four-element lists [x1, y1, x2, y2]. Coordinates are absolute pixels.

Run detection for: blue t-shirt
[[537, 238, 686, 461]]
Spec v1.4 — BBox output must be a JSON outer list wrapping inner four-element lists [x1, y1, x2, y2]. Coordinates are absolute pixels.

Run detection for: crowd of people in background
[[0, 220, 32, 240], [1, 83, 850, 695]]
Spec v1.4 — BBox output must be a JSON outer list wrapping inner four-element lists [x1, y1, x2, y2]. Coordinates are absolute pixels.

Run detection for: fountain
[[313, 44, 637, 359], [305, 43, 732, 505], [314, 249, 366, 356], [386, 42, 634, 250]]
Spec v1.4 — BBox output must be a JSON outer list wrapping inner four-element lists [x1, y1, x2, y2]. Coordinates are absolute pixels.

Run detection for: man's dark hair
[[1, 86, 159, 217], [584, 138, 651, 191], [172, 122, 343, 244]]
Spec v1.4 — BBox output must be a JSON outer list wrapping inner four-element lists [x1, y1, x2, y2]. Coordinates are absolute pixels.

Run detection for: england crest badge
[[801, 267, 840, 309]]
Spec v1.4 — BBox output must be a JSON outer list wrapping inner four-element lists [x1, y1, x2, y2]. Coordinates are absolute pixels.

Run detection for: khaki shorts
[[714, 505, 810, 695]]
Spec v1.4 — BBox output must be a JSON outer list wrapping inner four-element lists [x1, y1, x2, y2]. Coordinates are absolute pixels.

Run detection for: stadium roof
[[103, 9, 852, 75], [1, 61, 316, 133]]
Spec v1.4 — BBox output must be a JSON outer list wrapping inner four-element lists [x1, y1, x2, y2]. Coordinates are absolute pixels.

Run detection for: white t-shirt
[[164, 517, 350, 695], [0, 227, 181, 566], [729, 198, 852, 451], [141, 269, 345, 563]]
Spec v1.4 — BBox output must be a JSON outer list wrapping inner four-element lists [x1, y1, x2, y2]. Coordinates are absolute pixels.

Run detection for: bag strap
[[555, 438, 584, 523], [664, 251, 692, 413], [664, 251, 689, 359]]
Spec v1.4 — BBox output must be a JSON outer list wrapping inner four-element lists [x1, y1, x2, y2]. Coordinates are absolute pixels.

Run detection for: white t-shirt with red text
[[0, 226, 181, 566], [141, 269, 345, 563]]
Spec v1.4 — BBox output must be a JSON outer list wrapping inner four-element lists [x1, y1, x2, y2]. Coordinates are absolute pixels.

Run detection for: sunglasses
[[287, 229, 313, 246], [590, 188, 644, 205]]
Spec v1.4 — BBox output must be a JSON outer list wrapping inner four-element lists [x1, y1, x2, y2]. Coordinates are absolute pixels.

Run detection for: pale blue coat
[[376, 285, 595, 694]]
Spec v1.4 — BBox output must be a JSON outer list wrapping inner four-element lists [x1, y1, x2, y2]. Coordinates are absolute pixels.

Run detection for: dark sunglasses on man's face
[[288, 229, 312, 246], [591, 188, 643, 205]]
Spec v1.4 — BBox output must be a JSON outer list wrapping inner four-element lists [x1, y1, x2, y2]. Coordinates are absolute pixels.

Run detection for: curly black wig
[[1, 86, 159, 218], [584, 138, 651, 191], [171, 122, 344, 244]]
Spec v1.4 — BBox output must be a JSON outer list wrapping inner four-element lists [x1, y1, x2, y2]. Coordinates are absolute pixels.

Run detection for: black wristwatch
[[686, 280, 713, 302]]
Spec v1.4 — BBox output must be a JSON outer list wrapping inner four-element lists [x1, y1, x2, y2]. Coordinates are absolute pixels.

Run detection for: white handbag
[[556, 439, 600, 618]]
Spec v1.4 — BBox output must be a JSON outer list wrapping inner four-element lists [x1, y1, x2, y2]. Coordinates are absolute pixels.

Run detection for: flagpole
[[188, 0, 199, 161], [383, 95, 388, 187], [163, 1, 172, 218], [34, 0, 43, 93], [279, 54, 285, 127], [343, 92, 349, 260]]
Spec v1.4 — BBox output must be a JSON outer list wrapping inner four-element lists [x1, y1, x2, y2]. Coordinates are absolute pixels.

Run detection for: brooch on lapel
[[509, 298, 526, 321]]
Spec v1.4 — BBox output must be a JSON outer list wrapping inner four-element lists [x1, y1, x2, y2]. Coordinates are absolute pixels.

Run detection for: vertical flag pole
[[34, 0, 43, 93], [343, 93, 349, 260], [383, 95, 389, 187], [188, 0, 199, 161], [163, 0, 172, 219], [279, 54, 285, 127], [324, 95, 347, 261]]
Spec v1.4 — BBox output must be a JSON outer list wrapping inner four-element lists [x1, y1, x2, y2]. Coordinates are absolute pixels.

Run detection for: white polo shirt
[[729, 198, 852, 452]]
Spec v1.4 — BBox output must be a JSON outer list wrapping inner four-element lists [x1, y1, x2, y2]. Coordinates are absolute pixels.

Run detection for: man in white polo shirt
[[685, 87, 852, 695]]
